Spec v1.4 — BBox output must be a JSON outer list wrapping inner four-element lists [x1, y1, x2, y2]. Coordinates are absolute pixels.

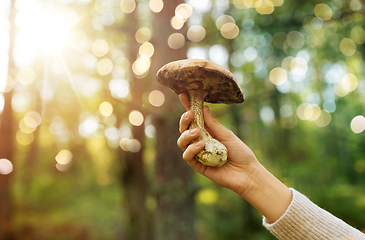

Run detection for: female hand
[[176, 94, 365, 238], [177, 92, 260, 197], [177, 93, 292, 224]]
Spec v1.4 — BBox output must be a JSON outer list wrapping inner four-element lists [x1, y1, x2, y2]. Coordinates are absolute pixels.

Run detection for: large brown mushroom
[[156, 59, 244, 167]]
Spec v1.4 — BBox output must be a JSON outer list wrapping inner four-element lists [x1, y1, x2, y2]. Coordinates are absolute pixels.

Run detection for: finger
[[179, 93, 190, 110], [203, 106, 234, 139], [182, 140, 204, 164], [179, 110, 194, 133], [177, 128, 201, 151]]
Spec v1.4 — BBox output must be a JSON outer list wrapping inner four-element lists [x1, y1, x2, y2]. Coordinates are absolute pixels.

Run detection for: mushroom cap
[[156, 59, 244, 104]]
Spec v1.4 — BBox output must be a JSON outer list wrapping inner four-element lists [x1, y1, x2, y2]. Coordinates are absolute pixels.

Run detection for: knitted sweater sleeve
[[263, 189, 365, 240]]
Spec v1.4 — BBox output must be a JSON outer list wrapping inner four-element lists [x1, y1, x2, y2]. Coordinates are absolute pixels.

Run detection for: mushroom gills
[[188, 90, 228, 167]]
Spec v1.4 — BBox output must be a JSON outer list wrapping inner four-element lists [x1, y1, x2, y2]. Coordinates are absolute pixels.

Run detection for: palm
[[194, 132, 257, 194], [179, 92, 257, 193]]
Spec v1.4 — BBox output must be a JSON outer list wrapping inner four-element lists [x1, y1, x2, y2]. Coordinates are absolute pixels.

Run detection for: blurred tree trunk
[[0, 0, 16, 239], [24, 59, 43, 193], [119, 8, 152, 240], [150, 0, 197, 240]]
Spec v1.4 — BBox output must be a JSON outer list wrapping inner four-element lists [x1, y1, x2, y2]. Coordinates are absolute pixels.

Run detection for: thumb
[[203, 106, 232, 140]]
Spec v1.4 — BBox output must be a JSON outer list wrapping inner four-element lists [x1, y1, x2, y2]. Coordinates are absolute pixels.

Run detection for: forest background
[[0, 0, 364, 239]]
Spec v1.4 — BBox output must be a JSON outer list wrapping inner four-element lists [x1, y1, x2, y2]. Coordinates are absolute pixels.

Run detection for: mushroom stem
[[188, 90, 228, 167]]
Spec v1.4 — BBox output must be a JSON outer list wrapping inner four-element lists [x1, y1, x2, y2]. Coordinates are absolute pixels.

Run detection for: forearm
[[238, 162, 292, 224], [264, 189, 365, 240], [237, 163, 365, 239]]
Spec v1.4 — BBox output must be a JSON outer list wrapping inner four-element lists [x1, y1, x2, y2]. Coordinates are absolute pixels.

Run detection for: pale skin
[[177, 93, 292, 224]]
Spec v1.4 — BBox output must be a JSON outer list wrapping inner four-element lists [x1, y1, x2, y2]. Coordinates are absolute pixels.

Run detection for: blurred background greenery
[[0, 0, 364, 239]]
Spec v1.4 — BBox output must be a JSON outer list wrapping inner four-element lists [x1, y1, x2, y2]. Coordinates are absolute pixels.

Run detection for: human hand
[[177, 93, 260, 196], [177, 93, 292, 223]]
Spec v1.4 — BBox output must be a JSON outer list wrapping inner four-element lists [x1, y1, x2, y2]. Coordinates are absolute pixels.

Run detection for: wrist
[[238, 163, 292, 223]]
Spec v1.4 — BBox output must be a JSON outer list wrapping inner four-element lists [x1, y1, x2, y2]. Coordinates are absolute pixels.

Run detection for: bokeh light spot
[[119, 138, 129, 151], [220, 23, 239, 39], [314, 3, 332, 21], [209, 44, 229, 67], [323, 100, 336, 113], [350, 0, 362, 11], [11, 93, 28, 112], [308, 104, 321, 121], [290, 57, 308, 76], [149, 90, 165, 107], [269, 67, 287, 85], [260, 106, 275, 124], [187, 25, 206, 42], [232, 0, 252, 9], [297, 103, 313, 120], [334, 73, 358, 97], [56, 162, 73, 172], [129, 110, 144, 126], [175, 3, 192, 22], [55, 149, 73, 165], [97, 58, 113, 75], [145, 125, 156, 138], [16, 130, 34, 145], [351, 115, 365, 134], [149, 0, 164, 13], [109, 79, 130, 99], [19, 119, 36, 134], [120, 0, 136, 13], [139, 42, 154, 59], [342, 73, 358, 92], [128, 139, 141, 152], [0, 159, 13, 175], [187, 0, 211, 12], [132, 57, 151, 76], [168, 33, 185, 49], [171, 16, 184, 30], [339, 38, 356, 56], [120, 138, 141, 152], [99, 101, 113, 117], [24, 111, 42, 128], [271, 0, 283, 6], [21, 111, 42, 132], [79, 115, 99, 137], [255, 0, 274, 15], [135, 27, 152, 44], [101, 13, 114, 26], [92, 39, 109, 57], [215, 15, 235, 30], [315, 110, 331, 127], [196, 188, 218, 205], [351, 26, 365, 44], [287, 31, 305, 49]]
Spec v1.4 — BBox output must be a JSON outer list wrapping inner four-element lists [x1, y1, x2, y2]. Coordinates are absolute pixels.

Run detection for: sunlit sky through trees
[[0, 0, 365, 175]]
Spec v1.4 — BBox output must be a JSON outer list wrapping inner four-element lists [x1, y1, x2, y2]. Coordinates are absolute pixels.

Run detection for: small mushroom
[[156, 59, 244, 167]]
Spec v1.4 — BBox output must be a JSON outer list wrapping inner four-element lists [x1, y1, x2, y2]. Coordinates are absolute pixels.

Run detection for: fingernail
[[189, 128, 196, 134], [184, 112, 189, 119], [195, 141, 204, 147]]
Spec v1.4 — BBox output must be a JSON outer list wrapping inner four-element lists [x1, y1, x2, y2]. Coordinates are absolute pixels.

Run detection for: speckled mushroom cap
[[156, 59, 244, 104]]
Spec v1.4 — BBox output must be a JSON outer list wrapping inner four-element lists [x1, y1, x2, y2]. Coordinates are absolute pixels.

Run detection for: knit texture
[[263, 189, 365, 240]]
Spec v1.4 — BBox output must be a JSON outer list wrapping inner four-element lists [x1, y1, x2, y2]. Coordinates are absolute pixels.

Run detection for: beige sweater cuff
[[263, 189, 365, 240]]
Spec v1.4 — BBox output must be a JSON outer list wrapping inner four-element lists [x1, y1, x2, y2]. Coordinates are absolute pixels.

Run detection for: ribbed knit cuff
[[263, 188, 365, 240]]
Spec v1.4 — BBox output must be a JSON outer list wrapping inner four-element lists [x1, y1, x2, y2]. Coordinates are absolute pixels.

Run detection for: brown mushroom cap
[[156, 59, 244, 104]]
